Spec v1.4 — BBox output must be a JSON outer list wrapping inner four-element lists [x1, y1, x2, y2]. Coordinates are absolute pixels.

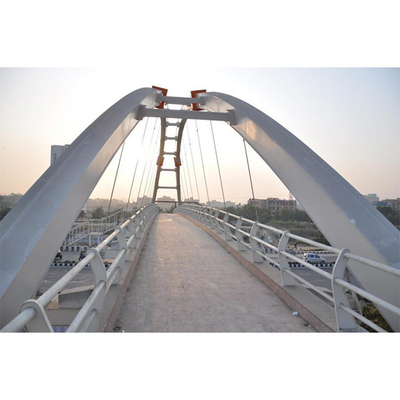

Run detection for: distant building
[[384, 198, 400, 213], [156, 195, 176, 209], [136, 196, 151, 207], [51, 144, 70, 165], [364, 193, 379, 204], [183, 197, 199, 204], [248, 198, 297, 214], [208, 200, 236, 208]]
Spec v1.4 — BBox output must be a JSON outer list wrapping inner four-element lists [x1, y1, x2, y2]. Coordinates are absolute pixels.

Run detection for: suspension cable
[[243, 138, 259, 220], [141, 130, 160, 207], [181, 145, 190, 202], [186, 124, 200, 202], [144, 141, 159, 205], [136, 118, 158, 206], [182, 136, 194, 199], [195, 120, 210, 206], [126, 117, 149, 211], [107, 141, 125, 215], [210, 120, 226, 209]]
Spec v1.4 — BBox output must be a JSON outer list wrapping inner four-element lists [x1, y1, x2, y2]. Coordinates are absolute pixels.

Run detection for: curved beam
[[0, 88, 160, 327], [199, 91, 400, 331]]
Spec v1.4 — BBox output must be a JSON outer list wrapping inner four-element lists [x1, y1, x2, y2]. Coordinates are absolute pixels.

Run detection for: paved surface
[[38, 266, 94, 294], [116, 214, 315, 332]]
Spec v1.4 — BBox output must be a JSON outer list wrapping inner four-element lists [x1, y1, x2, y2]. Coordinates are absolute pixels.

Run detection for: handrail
[[1, 204, 159, 332], [63, 208, 137, 247], [177, 204, 400, 332]]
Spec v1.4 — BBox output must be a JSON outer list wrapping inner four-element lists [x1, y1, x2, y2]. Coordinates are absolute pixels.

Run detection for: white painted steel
[[0, 88, 159, 328], [160, 96, 201, 106], [177, 204, 400, 332], [2, 87, 398, 332], [1, 204, 158, 332], [197, 91, 400, 331], [64, 209, 136, 246], [142, 108, 232, 121]]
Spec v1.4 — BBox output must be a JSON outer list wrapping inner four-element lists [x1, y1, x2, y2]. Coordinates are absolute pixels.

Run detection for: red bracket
[[152, 86, 168, 109], [191, 89, 206, 111]]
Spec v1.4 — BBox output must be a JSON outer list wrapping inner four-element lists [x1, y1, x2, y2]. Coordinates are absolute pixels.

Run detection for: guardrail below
[[1, 204, 159, 333]]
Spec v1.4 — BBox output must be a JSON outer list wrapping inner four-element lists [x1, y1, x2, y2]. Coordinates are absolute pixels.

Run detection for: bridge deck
[[116, 214, 315, 332]]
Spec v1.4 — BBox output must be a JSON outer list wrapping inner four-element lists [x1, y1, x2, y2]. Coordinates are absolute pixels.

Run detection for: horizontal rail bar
[[1, 307, 36, 332], [37, 252, 96, 306], [96, 230, 119, 252], [334, 278, 400, 316], [286, 232, 339, 253], [338, 303, 386, 332], [80, 309, 98, 332], [344, 253, 400, 277]]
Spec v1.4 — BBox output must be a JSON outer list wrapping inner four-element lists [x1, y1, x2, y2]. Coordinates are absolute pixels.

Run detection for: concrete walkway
[[116, 214, 315, 332]]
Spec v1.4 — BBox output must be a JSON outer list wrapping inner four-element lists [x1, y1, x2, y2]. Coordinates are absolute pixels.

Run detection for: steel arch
[[1, 87, 399, 331], [0, 88, 159, 327], [198, 91, 400, 331]]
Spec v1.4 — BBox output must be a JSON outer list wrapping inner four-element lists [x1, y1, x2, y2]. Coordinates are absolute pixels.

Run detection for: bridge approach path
[[116, 213, 315, 332]]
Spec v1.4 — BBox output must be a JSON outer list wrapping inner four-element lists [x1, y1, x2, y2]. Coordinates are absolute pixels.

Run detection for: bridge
[[1, 87, 399, 333]]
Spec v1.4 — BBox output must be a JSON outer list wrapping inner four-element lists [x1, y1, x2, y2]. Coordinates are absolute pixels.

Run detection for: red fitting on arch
[[174, 157, 181, 167], [152, 86, 168, 109], [191, 89, 206, 111]]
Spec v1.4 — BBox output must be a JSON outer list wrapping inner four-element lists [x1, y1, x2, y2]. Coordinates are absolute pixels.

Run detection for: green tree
[[91, 206, 105, 219], [78, 210, 86, 219], [377, 206, 400, 228], [0, 207, 11, 221]]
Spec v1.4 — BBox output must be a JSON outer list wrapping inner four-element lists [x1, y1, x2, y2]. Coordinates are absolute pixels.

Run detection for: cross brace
[[142, 108, 233, 122]]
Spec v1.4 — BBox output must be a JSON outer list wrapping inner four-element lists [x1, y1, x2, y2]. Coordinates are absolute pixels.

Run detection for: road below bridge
[[116, 213, 315, 332]]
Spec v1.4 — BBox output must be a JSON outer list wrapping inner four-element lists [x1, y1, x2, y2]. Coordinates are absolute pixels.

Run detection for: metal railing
[[63, 208, 137, 246], [1, 204, 159, 333], [177, 204, 400, 332]]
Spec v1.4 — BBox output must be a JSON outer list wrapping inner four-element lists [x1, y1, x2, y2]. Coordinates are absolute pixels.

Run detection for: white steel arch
[[197, 91, 400, 331], [1, 87, 399, 331], [0, 88, 159, 327]]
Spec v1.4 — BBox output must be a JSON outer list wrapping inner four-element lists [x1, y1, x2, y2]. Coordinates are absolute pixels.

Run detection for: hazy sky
[[1, 67, 399, 204], [1, 0, 399, 392]]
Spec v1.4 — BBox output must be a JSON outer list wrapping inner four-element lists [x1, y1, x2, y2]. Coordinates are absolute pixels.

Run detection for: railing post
[[204, 207, 211, 226], [111, 227, 127, 285], [215, 211, 224, 234], [223, 213, 232, 241], [135, 214, 143, 239], [332, 249, 358, 332], [235, 217, 247, 252], [191, 206, 198, 220], [250, 223, 264, 263], [278, 230, 297, 286], [19, 300, 54, 332], [201, 207, 207, 223], [209, 209, 216, 230], [85, 248, 107, 332]]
